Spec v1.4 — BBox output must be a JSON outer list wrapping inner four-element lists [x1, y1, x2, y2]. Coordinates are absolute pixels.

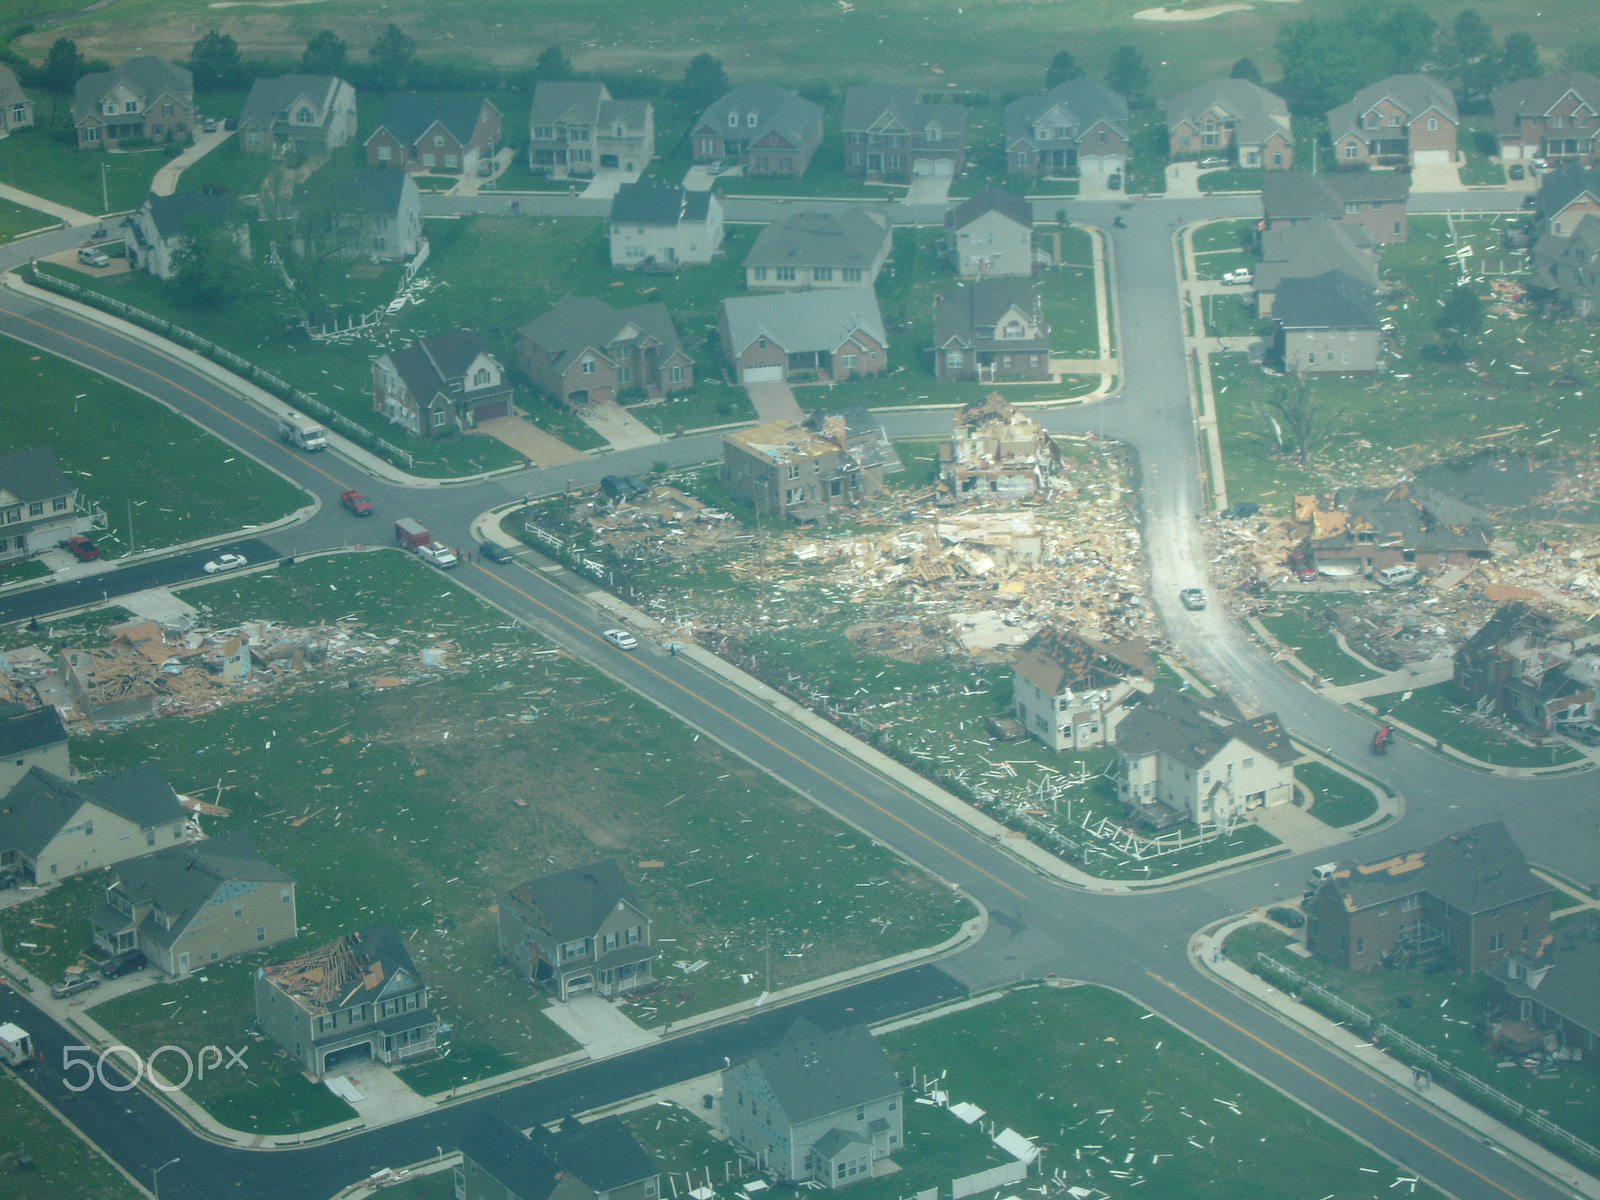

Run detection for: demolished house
[[1011, 626, 1153, 751], [722, 408, 900, 520], [1454, 602, 1599, 735], [939, 392, 1064, 501], [1295, 482, 1494, 578]]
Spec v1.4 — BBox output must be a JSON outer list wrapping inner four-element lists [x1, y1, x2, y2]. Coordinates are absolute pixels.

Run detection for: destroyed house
[[1296, 484, 1493, 577], [721, 1019, 903, 1188], [91, 831, 295, 977], [1453, 603, 1599, 734], [1306, 821, 1550, 974], [723, 409, 899, 521], [1113, 687, 1296, 826], [0, 763, 187, 886], [1491, 914, 1600, 1053], [940, 392, 1062, 499], [497, 858, 658, 1002], [1012, 627, 1152, 752], [254, 923, 437, 1076], [58, 644, 158, 723], [0, 703, 69, 795]]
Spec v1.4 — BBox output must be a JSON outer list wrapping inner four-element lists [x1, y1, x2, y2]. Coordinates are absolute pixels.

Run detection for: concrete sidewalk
[[0, 182, 97, 226]]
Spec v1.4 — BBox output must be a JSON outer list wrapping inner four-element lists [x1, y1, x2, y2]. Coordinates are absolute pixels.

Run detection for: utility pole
[[764, 930, 770, 993], [126, 499, 135, 555], [101, 162, 109, 214]]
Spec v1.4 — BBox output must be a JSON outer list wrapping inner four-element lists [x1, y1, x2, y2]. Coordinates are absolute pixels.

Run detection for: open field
[[0, 1075, 144, 1200], [1368, 682, 1584, 768]]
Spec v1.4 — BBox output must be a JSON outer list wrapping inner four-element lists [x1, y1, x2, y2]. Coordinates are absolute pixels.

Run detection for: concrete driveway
[[471, 415, 587, 467], [744, 380, 804, 421]]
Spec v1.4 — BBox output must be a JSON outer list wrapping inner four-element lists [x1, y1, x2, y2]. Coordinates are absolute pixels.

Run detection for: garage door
[[742, 365, 783, 383], [1412, 149, 1450, 165], [934, 159, 954, 177], [474, 400, 510, 421]]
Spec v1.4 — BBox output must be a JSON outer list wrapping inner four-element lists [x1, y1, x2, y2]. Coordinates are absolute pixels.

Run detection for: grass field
[[0, 194, 58, 239], [1368, 682, 1584, 768], [1297, 759, 1381, 827], [0, 1075, 144, 1200], [0, 124, 171, 214], [1253, 599, 1383, 687]]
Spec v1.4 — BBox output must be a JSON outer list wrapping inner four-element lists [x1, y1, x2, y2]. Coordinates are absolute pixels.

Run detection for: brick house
[[497, 859, 658, 1002], [1490, 914, 1600, 1053], [516, 295, 693, 408], [72, 56, 192, 150], [743, 207, 892, 290], [1295, 483, 1494, 577], [0, 65, 34, 137], [364, 92, 501, 175], [945, 187, 1034, 278], [372, 329, 513, 437], [528, 82, 654, 176], [1260, 172, 1410, 245], [1272, 269, 1381, 374], [1306, 821, 1551, 974], [720, 287, 887, 385], [0, 447, 94, 565], [842, 85, 964, 182], [236, 74, 356, 156], [690, 85, 823, 177], [0, 763, 188, 886], [721, 1019, 903, 1188], [608, 180, 724, 268], [1492, 70, 1600, 166], [1326, 74, 1457, 168], [1165, 79, 1293, 169], [1452, 602, 1599, 735], [1004, 77, 1128, 183], [1012, 626, 1153, 752], [933, 278, 1050, 382], [722, 409, 899, 521], [1255, 216, 1377, 318]]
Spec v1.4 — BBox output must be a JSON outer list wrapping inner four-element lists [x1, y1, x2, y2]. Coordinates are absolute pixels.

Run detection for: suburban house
[[1113, 687, 1297, 827], [254, 923, 438, 1076], [1530, 213, 1600, 316], [516, 295, 693, 407], [0, 65, 34, 137], [89, 831, 296, 977], [294, 166, 422, 262], [939, 392, 1063, 500], [743, 207, 892, 290], [608, 180, 724, 269], [719, 287, 887, 384], [1012, 626, 1153, 752], [497, 859, 659, 1002], [945, 187, 1034, 278], [1492, 70, 1600, 166], [364, 92, 501, 175], [1452, 602, 1599, 736], [0, 762, 188, 886], [121, 190, 249, 281], [371, 329, 513, 437], [1272, 269, 1381, 374], [236, 74, 356, 156], [1164, 78, 1293, 169], [0, 447, 93, 566], [723, 409, 899, 520], [842, 85, 965, 182], [1490, 913, 1600, 1054], [0, 704, 69, 796], [1260, 172, 1411, 244], [1004, 77, 1129, 183], [1531, 164, 1600, 237], [528, 82, 654, 175], [457, 1114, 659, 1200], [1306, 821, 1551, 974], [1326, 74, 1458, 169], [690, 84, 824, 177], [1255, 216, 1377, 318], [933, 278, 1051, 382], [72, 56, 193, 150], [1293, 483, 1494, 577], [721, 1019, 904, 1187]]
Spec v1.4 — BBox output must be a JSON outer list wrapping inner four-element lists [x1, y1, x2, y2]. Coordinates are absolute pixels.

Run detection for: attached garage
[[741, 364, 784, 384], [934, 159, 954, 177], [472, 400, 511, 421], [1412, 148, 1451, 166]]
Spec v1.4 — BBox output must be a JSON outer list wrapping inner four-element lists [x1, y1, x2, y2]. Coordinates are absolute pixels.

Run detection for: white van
[[1377, 565, 1419, 588], [1310, 863, 1339, 885]]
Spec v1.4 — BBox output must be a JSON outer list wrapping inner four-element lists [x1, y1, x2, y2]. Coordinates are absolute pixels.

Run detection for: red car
[[340, 490, 374, 516], [61, 535, 100, 561]]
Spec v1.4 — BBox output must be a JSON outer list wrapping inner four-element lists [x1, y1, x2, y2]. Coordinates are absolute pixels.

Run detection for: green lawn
[[0, 194, 59, 239], [169, 137, 283, 198], [1036, 226, 1099, 357], [1188, 219, 1253, 255], [0, 334, 309, 559], [1253, 600, 1382, 688], [1298, 760, 1381, 827], [1457, 116, 1506, 187], [0, 124, 173, 214], [1368, 682, 1584, 769], [0, 1075, 144, 1200]]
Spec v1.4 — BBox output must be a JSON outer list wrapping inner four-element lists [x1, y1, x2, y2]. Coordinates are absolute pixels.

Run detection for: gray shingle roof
[[722, 287, 886, 357], [934, 278, 1048, 352], [382, 330, 493, 405], [1005, 78, 1128, 152], [1262, 172, 1410, 225], [295, 166, 412, 217], [740, 1019, 901, 1124], [609, 179, 710, 226], [946, 185, 1033, 233], [1535, 164, 1600, 222], [1114, 687, 1295, 769], [0, 763, 185, 858], [460, 1116, 568, 1200], [1273, 269, 1379, 330], [141, 191, 244, 239], [1258, 216, 1378, 293], [1492, 71, 1600, 142], [1530, 213, 1600, 295], [370, 92, 495, 147], [0, 64, 29, 109], [0, 447, 72, 504], [842, 84, 965, 141], [1500, 914, 1600, 1039], [1165, 78, 1291, 147], [504, 859, 643, 942], [532, 1115, 655, 1194], [73, 56, 191, 125], [0, 706, 68, 759], [744, 207, 890, 271], [1013, 627, 1151, 697], [110, 830, 290, 949], [1326, 74, 1457, 144], [1327, 821, 1546, 915], [529, 81, 607, 126], [692, 84, 822, 152], [238, 74, 346, 134], [517, 295, 686, 376]]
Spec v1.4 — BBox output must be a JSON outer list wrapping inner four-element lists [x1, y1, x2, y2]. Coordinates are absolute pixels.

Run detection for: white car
[[602, 629, 638, 650], [77, 247, 111, 267], [1220, 268, 1255, 287], [203, 553, 247, 574]]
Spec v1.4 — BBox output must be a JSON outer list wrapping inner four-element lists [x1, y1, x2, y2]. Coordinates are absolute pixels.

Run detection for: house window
[[209, 945, 219, 960], [146, 828, 156, 846], [1427, 117, 1438, 131], [948, 351, 964, 368], [282, 887, 292, 904], [581, 358, 596, 374], [776, 266, 795, 281], [125, 100, 138, 113], [751, 266, 767, 280], [1271, 152, 1284, 167], [318, 1013, 337, 1032], [433, 135, 445, 146], [1345, 143, 1358, 159], [28, 501, 42, 516], [841, 353, 857, 369], [84, 820, 93, 835], [842, 268, 862, 282], [786, 462, 800, 480], [747, 112, 759, 127], [256, 925, 267, 943], [617, 366, 631, 384], [444, 155, 459, 170], [1489, 933, 1505, 952], [727, 113, 739, 128], [422, 153, 437, 168], [602, 931, 620, 951], [669, 364, 685, 384], [561, 938, 589, 960], [473, 367, 490, 386], [53, 497, 68, 511], [1355, 936, 1364, 955], [233, 902, 244, 918], [431, 411, 447, 427], [814, 267, 832, 282], [1400, 895, 1420, 911], [378, 145, 392, 162]]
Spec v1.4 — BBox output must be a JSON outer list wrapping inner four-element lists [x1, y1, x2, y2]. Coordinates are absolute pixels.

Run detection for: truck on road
[[278, 412, 328, 451], [395, 518, 430, 548], [0, 1022, 33, 1066]]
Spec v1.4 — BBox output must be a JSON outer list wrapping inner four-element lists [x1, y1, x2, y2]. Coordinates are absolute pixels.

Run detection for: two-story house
[[1530, 212, 1600, 316], [720, 288, 888, 385], [372, 329, 513, 437], [0, 762, 188, 886], [1491, 913, 1600, 1054], [743, 207, 892, 290], [1255, 216, 1378, 318], [1004, 77, 1128, 184], [940, 392, 1064, 499], [842, 85, 964, 183], [236, 74, 357, 156], [1012, 627, 1152, 752], [1261, 172, 1411, 245], [1531, 164, 1600, 237], [294, 166, 423, 262], [1113, 687, 1297, 826], [1327, 74, 1458, 168], [723, 409, 899, 520], [945, 187, 1034, 278], [933, 278, 1051, 382], [515, 295, 693, 408], [1165, 78, 1293, 169], [364, 92, 501, 175], [0, 447, 91, 565], [1306, 821, 1551, 974], [255, 923, 438, 1076], [531, 1116, 660, 1200], [122, 190, 250, 281], [1492, 70, 1600, 166], [690, 85, 824, 177], [0, 65, 34, 138], [722, 1018, 903, 1188], [497, 859, 659, 1002], [457, 1114, 659, 1200], [1452, 602, 1599, 735], [90, 831, 296, 977], [72, 56, 193, 150], [608, 180, 724, 269], [0, 704, 69, 796], [1272, 268, 1382, 374], [528, 82, 654, 176]]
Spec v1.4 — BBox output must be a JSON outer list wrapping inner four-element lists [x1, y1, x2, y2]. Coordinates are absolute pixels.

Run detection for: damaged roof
[[733, 1018, 901, 1122], [1013, 626, 1152, 696], [1114, 686, 1297, 769], [260, 923, 421, 1014], [1323, 820, 1547, 915]]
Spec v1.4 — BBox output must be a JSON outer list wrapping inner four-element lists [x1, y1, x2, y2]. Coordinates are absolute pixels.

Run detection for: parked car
[[476, 157, 496, 177], [340, 490, 374, 516], [1221, 267, 1254, 286], [479, 541, 515, 564], [1107, 172, 1123, 191], [1531, 157, 1551, 173], [203, 118, 217, 133], [77, 247, 111, 268], [51, 973, 101, 999], [1265, 906, 1305, 929], [1197, 156, 1227, 169], [706, 160, 725, 176], [1522, 193, 1538, 209], [100, 949, 147, 979], [1508, 163, 1525, 181], [203, 553, 247, 574], [1180, 587, 1207, 611], [602, 628, 638, 650], [60, 535, 100, 561], [1563, 723, 1600, 746], [224, 116, 237, 131]]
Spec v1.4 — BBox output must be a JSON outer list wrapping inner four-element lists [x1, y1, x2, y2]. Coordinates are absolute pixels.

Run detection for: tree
[[1453, 10, 1494, 61], [1436, 284, 1484, 338], [679, 53, 729, 114], [1106, 44, 1149, 103], [1379, 7, 1437, 73], [369, 23, 416, 90], [189, 30, 241, 90], [171, 218, 250, 310], [533, 45, 572, 82], [1501, 32, 1540, 83], [301, 30, 347, 75], [1229, 57, 1263, 85], [43, 37, 85, 89], [1045, 50, 1081, 89], [1258, 373, 1344, 468], [1561, 38, 1600, 78]]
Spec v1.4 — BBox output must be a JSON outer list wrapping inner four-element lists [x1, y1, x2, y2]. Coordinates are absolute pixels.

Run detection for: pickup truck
[[416, 542, 459, 569], [340, 490, 374, 516], [1221, 268, 1255, 287]]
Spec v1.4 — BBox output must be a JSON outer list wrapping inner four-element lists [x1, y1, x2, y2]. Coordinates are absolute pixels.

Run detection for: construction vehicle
[[278, 412, 328, 452]]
